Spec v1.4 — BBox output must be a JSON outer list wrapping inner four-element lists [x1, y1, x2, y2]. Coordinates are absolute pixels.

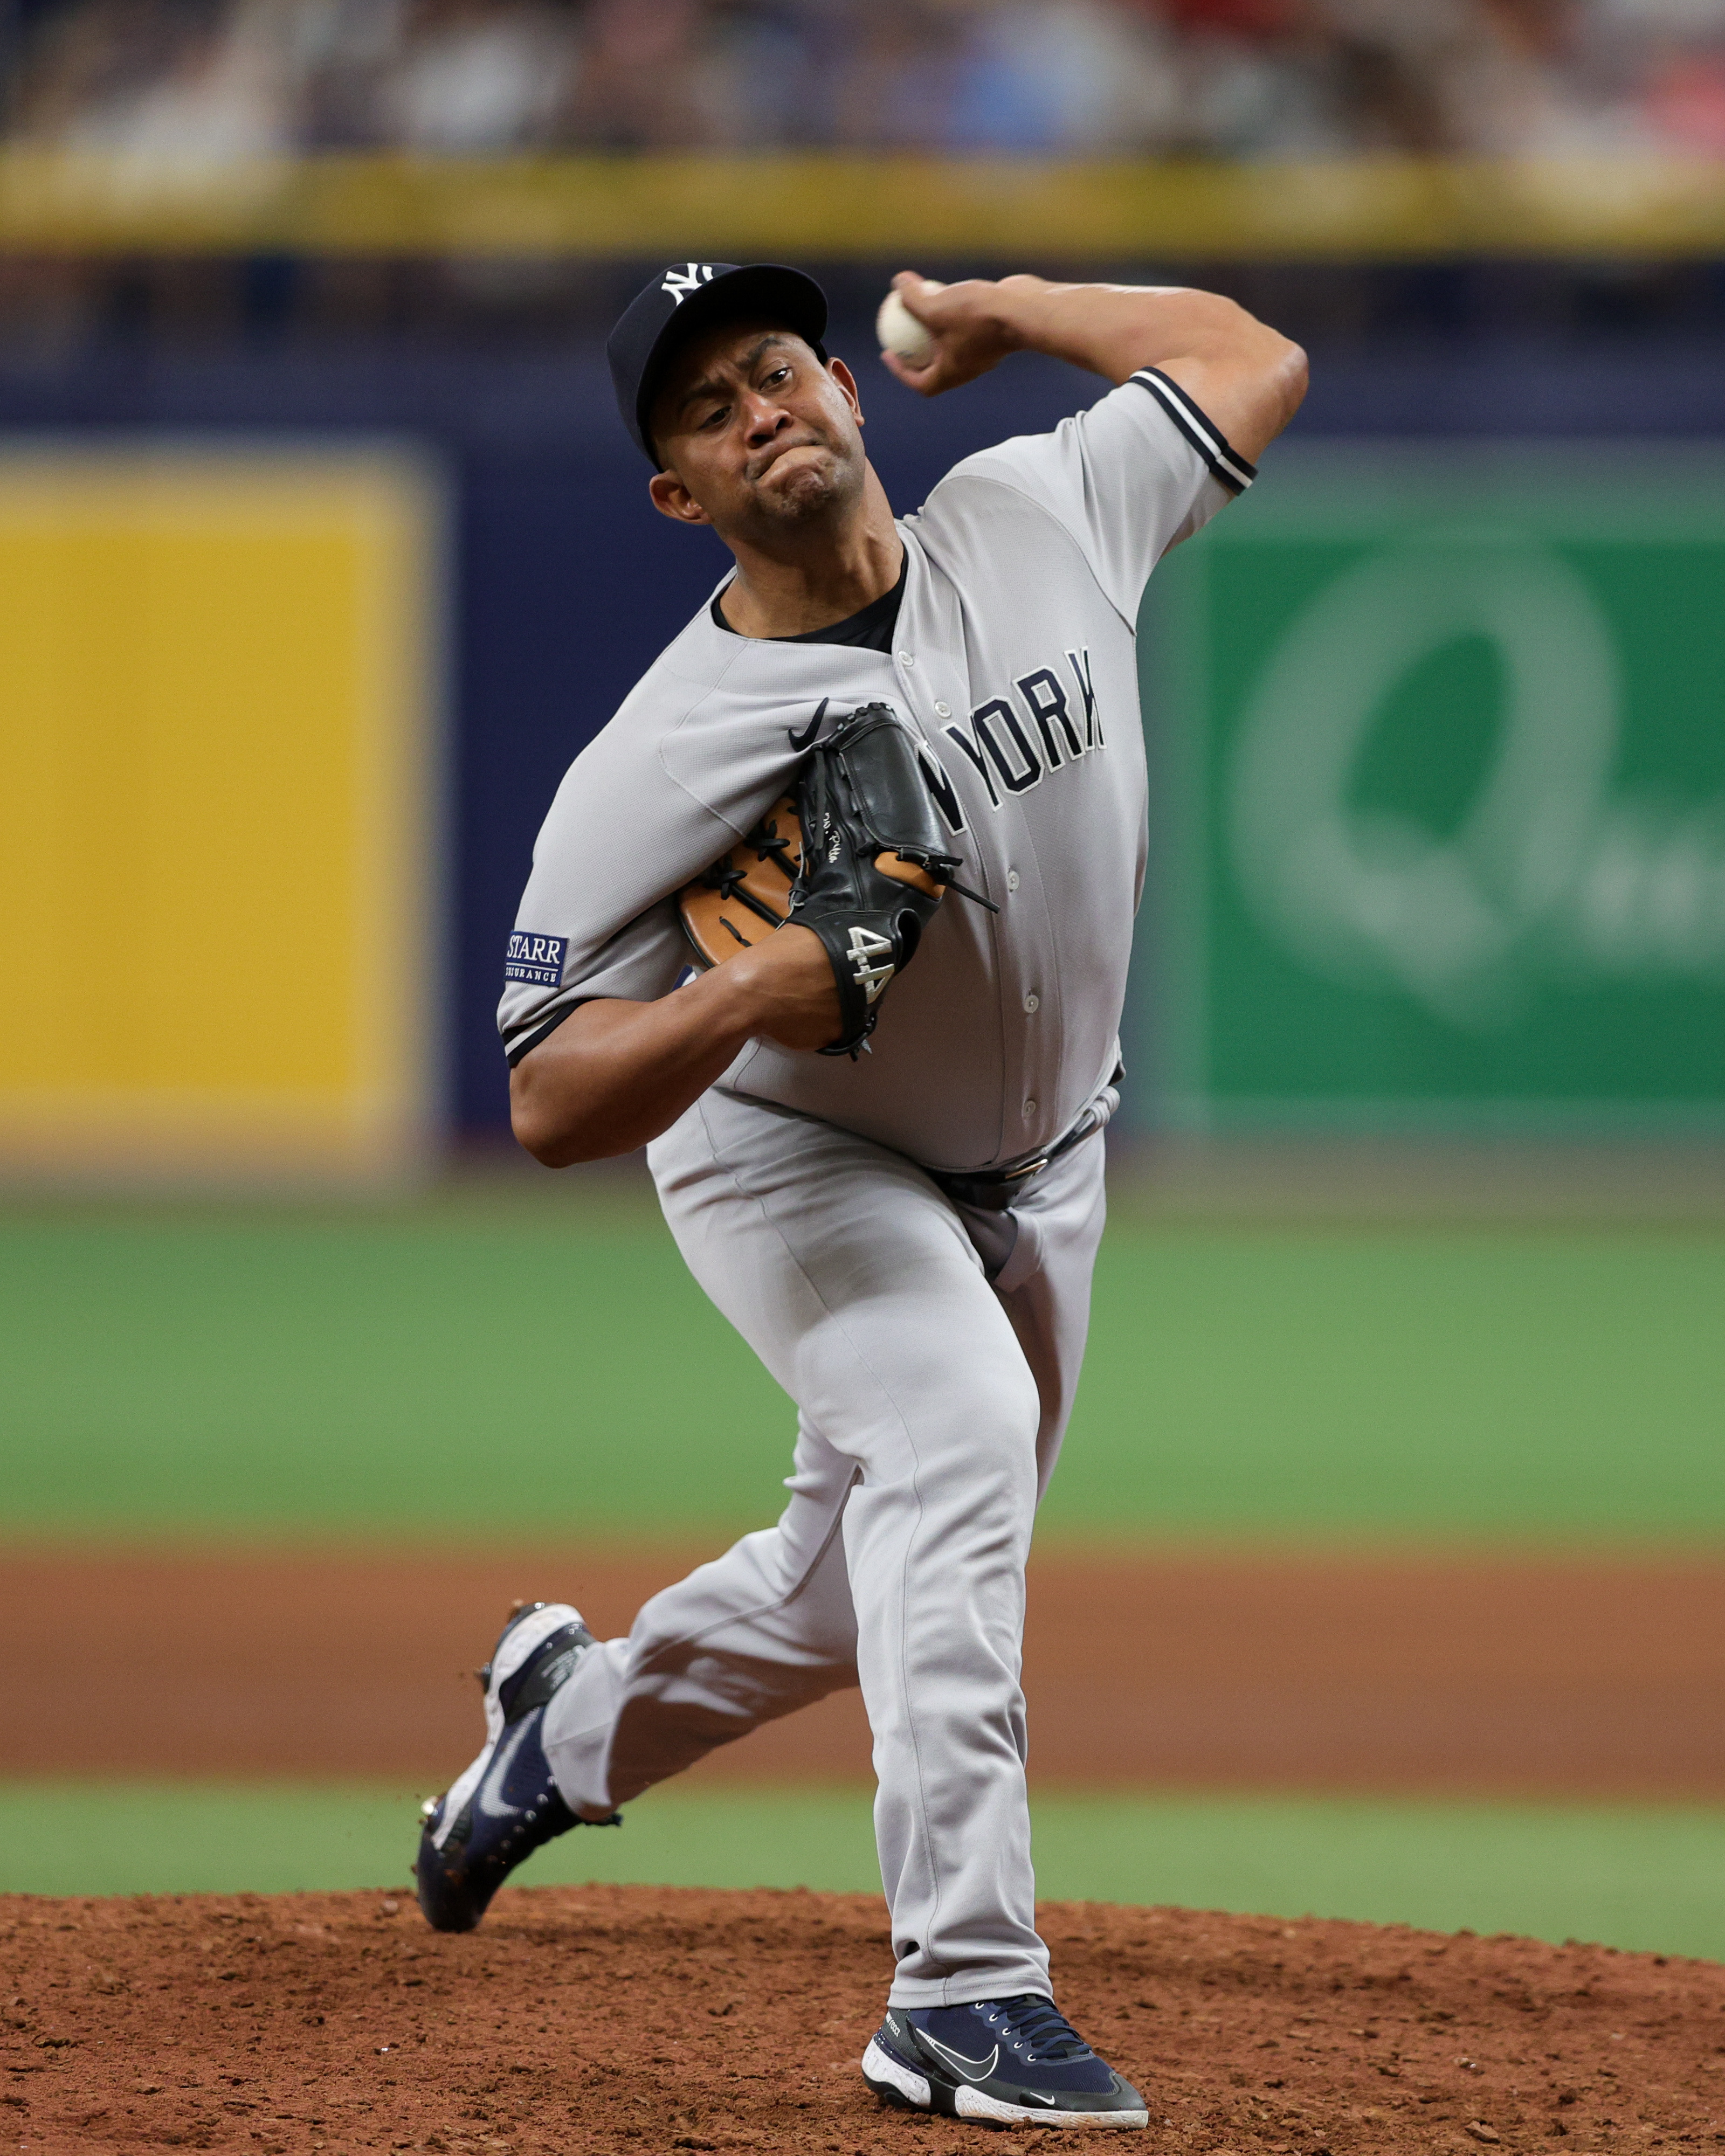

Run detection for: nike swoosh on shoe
[[917, 2033, 1000, 2083], [474, 1722, 532, 1820]]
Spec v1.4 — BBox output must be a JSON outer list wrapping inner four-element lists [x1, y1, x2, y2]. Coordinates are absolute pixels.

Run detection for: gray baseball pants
[[541, 1083, 1109, 2008]]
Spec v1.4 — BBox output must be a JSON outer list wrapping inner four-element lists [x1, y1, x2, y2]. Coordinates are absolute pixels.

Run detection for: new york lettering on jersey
[[921, 648, 1101, 825]]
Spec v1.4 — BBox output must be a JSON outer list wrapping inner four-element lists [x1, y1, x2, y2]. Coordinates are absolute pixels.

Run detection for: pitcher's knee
[[975, 1346, 1041, 1438], [902, 1355, 1041, 1505]]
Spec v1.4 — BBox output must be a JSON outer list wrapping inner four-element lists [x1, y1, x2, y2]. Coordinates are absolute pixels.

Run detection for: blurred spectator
[[568, 0, 702, 149], [384, 0, 574, 153], [944, 0, 1181, 153], [6, 0, 1725, 158], [687, 0, 832, 149], [18, 0, 294, 160]]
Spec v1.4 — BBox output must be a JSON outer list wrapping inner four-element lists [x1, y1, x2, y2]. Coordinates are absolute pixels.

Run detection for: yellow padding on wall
[[0, 451, 441, 1181], [1, 154, 1723, 260]]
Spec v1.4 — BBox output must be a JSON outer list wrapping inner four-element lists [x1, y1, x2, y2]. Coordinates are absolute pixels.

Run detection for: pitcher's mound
[[5, 1883, 1720, 2152]]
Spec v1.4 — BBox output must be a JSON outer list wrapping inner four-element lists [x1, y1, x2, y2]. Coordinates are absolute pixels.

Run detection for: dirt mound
[[5, 1884, 1722, 2154]]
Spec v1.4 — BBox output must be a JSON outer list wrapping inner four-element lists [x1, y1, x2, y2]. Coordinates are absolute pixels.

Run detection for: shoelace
[[977, 1995, 1095, 2064]]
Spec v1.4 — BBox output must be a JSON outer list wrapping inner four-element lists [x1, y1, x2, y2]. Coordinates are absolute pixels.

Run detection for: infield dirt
[[8, 1545, 1725, 1798], [6, 1882, 1723, 2154]]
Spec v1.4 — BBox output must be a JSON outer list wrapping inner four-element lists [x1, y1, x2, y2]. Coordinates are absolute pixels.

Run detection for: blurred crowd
[[6, 0, 1725, 163]]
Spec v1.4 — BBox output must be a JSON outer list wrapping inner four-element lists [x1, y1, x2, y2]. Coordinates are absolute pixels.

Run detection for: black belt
[[926, 1082, 1117, 1213]]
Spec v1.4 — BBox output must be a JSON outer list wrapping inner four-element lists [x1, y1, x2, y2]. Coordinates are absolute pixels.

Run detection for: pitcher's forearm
[[508, 925, 841, 1167], [886, 271, 1307, 461], [981, 276, 1264, 386], [995, 279, 1307, 455], [509, 974, 757, 1166]]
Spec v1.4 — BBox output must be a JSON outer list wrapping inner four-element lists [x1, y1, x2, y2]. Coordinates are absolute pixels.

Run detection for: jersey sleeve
[[496, 692, 772, 1067], [499, 900, 688, 1068], [936, 367, 1256, 623], [492, 642, 815, 1074]]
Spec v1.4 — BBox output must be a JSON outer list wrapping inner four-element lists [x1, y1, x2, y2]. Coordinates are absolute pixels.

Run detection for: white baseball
[[877, 284, 943, 365]]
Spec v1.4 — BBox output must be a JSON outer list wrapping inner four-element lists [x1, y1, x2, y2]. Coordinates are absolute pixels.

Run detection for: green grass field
[[3, 1191, 1722, 1542], [8, 1780, 1724, 1962]]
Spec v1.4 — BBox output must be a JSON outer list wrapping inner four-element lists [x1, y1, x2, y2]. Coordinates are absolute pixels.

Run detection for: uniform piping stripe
[[1130, 368, 1257, 494], [504, 996, 590, 1067]]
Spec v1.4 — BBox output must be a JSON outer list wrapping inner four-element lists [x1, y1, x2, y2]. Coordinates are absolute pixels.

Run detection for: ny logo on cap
[[661, 263, 715, 306]]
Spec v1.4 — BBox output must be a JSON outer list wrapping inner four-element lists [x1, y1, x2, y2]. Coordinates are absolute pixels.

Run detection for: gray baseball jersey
[[499, 367, 1254, 1172]]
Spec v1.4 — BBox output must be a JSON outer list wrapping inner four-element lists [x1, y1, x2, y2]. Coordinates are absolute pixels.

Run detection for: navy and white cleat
[[414, 1600, 616, 1933], [862, 1993, 1148, 2129]]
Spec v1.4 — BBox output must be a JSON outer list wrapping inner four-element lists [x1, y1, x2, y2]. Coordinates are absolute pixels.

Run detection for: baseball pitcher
[[416, 260, 1306, 2129]]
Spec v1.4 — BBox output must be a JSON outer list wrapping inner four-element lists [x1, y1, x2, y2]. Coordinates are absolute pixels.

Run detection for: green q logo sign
[[1228, 530, 1725, 1029]]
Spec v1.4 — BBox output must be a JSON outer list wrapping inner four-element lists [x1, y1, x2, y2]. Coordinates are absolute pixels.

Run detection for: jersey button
[[1023, 993, 1039, 1013], [897, 651, 915, 667], [934, 701, 951, 717], [1023, 1099, 1038, 1117], [1006, 870, 1020, 893]]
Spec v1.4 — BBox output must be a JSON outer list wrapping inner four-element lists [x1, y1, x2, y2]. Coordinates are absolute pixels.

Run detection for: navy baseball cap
[[608, 261, 829, 466]]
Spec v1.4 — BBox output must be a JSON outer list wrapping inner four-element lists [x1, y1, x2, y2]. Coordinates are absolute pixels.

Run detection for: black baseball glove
[[677, 701, 993, 1057]]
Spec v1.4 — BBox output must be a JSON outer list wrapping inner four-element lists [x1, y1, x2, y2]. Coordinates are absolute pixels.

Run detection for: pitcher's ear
[[648, 469, 712, 527], [828, 355, 864, 425]]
